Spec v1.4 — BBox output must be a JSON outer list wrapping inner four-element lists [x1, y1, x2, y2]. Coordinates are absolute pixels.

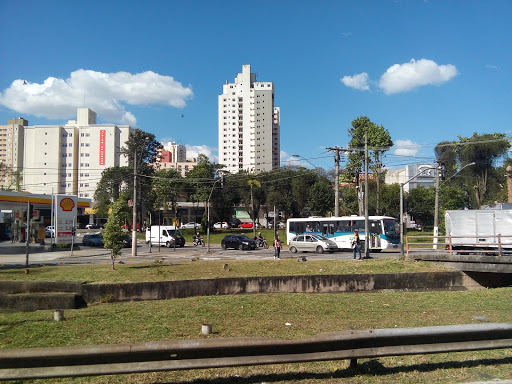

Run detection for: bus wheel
[[289, 246, 297, 253], [316, 246, 324, 254]]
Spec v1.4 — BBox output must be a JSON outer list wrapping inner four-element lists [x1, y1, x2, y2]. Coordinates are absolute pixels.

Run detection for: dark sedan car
[[221, 235, 257, 250], [82, 233, 104, 247], [122, 235, 132, 248]]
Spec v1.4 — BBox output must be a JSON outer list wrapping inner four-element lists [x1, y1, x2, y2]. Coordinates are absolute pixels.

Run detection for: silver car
[[289, 234, 338, 254]]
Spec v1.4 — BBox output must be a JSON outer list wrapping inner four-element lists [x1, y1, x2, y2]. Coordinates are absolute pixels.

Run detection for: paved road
[[0, 240, 399, 267]]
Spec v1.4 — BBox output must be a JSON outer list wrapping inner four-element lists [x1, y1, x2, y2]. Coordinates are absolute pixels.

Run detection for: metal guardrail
[[406, 235, 512, 256], [1, 323, 512, 380]]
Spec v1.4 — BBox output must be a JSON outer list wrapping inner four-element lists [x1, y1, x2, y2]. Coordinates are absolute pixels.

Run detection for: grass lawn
[[0, 258, 447, 283], [1, 287, 511, 383], [1, 258, 510, 383]]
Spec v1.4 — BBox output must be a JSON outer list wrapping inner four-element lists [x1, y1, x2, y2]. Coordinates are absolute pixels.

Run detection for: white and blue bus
[[286, 216, 400, 251]]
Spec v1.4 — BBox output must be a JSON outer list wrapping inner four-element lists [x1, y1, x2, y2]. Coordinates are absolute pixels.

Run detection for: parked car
[[82, 233, 104, 246], [181, 222, 199, 229], [288, 234, 338, 254], [221, 235, 257, 250], [45, 226, 55, 238], [231, 219, 242, 228], [85, 223, 102, 229], [213, 222, 230, 229], [122, 235, 132, 248], [238, 222, 253, 229]]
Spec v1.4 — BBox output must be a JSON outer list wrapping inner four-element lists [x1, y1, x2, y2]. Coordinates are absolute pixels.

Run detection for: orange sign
[[99, 129, 106, 165]]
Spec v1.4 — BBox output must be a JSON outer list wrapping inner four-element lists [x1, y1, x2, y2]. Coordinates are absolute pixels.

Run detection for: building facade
[[218, 65, 280, 174], [21, 108, 131, 198], [385, 164, 436, 193], [0, 118, 26, 189], [155, 141, 197, 176]]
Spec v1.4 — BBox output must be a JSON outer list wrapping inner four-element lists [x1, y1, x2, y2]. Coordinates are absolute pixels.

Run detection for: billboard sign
[[55, 195, 77, 244]]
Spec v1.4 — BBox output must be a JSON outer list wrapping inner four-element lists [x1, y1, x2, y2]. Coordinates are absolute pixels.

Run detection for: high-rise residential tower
[[218, 65, 280, 173]]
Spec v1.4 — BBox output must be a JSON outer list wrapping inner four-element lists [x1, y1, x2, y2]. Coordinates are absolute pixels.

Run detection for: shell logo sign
[[56, 195, 77, 244], [59, 197, 75, 212]]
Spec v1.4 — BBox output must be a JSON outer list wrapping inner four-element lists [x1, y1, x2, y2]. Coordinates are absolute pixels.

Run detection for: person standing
[[274, 236, 282, 260], [352, 231, 362, 260]]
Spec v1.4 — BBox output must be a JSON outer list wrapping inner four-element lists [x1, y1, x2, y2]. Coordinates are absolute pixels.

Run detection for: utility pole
[[507, 166, 512, 203], [132, 150, 137, 258], [326, 146, 344, 216], [433, 161, 440, 250], [364, 132, 369, 259]]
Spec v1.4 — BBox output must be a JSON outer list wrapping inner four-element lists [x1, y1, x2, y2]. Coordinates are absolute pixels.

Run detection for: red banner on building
[[99, 129, 106, 165]]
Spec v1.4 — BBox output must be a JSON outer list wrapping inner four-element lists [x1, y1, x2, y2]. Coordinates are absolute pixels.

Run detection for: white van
[[145, 226, 185, 247]]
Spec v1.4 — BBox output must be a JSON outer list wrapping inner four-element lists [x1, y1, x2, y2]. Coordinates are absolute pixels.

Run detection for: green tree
[[151, 168, 183, 221], [308, 180, 334, 216], [454, 132, 510, 207], [102, 194, 130, 270], [346, 116, 393, 215], [407, 186, 435, 226], [94, 166, 132, 217]]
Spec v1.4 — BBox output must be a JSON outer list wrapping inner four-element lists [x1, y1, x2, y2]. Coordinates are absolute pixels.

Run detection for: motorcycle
[[255, 237, 269, 249], [193, 236, 205, 247]]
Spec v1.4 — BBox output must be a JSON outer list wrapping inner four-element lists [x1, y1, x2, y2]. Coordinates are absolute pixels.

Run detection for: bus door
[[369, 220, 382, 249], [322, 222, 334, 237]]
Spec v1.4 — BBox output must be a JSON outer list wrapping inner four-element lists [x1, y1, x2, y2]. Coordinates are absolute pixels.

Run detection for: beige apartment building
[[0, 117, 26, 189], [4, 108, 132, 199]]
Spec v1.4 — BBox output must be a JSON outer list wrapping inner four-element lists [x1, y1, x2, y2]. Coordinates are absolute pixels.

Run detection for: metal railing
[[406, 234, 512, 256], [1, 323, 512, 380]]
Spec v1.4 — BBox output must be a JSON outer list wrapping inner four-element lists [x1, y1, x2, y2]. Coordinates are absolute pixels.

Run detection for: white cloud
[[379, 58, 457, 94], [281, 151, 311, 168], [0, 69, 193, 125], [341, 72, 370, 91], [185, 145, 217, 163], [393, 139, 421, 156]]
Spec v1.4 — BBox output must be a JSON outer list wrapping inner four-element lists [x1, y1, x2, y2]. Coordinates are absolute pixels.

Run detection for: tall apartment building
[[156, 141, 197, 176], [22, 108, 131, 198], [0, 117, 26, 189], [218, 65, 280, 174]]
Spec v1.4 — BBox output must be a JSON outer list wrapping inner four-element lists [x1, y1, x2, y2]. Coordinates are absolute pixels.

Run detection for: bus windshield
[[383, 219, 400, 239]]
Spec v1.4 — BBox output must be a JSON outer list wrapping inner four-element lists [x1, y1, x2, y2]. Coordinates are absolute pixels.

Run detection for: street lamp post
[[399, 166, 437, 257], [207, 178, 221, 253], [433, 162, 476, 249]]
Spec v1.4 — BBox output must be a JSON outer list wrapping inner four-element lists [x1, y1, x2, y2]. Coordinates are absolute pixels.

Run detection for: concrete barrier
[[81, 271, 478, 304], [0, 271, 480, 311]]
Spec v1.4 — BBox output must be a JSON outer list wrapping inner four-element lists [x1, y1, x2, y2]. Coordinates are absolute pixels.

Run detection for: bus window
[[290, 221, 303, 234], [309, 221, 321, 232], [348, 220, 364, 232]]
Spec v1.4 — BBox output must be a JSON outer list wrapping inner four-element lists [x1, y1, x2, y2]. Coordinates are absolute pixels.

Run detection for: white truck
[[445, 209, 512, 253], [145, 225, 185, 247]]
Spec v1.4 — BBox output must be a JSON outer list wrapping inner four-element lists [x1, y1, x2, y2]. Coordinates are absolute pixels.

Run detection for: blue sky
[[1, 0, 510, 171]]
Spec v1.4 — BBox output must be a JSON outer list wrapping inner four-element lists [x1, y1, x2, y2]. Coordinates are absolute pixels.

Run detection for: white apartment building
[[0, 117, 26, 189], [218, 65, 280, 174], [22, 108, 132, 198]]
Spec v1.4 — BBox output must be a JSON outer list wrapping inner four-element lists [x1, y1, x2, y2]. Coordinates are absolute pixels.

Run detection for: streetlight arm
[[291, 154, 318, 169], [441, 162, 476, 186]]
